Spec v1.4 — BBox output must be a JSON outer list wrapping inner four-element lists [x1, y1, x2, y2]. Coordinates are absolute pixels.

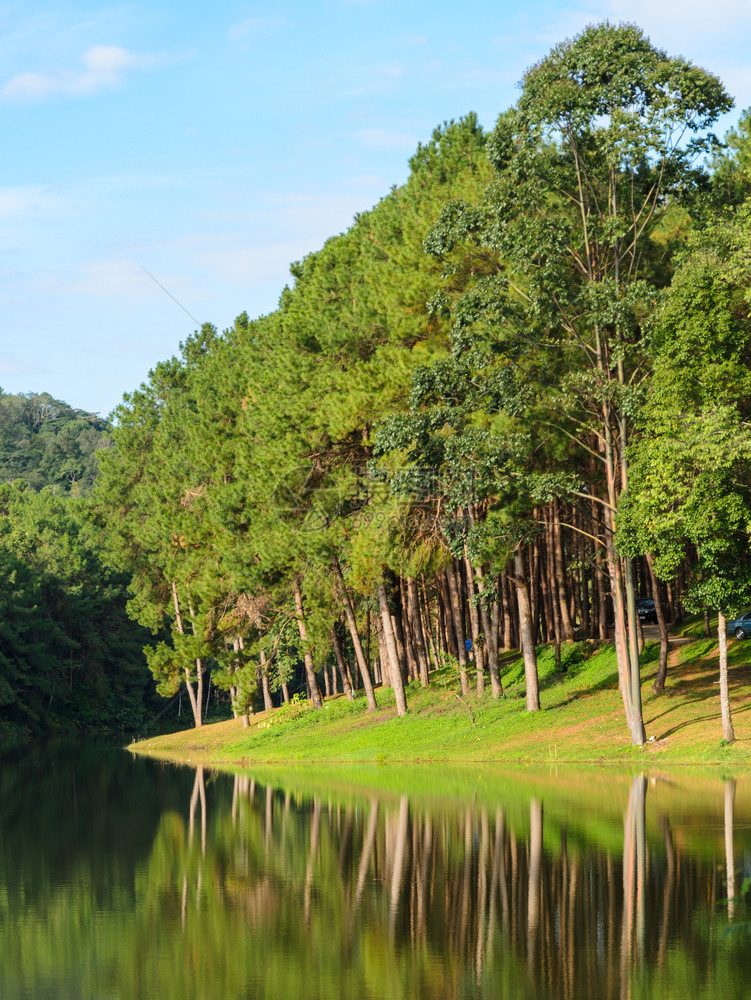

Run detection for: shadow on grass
[[552, 669, 623, 709], [644, 643, 751, 739], [652, 701, 751, 740]]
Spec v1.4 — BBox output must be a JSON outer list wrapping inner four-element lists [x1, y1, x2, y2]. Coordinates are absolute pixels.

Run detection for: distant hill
[[0, 390, 112, 494]]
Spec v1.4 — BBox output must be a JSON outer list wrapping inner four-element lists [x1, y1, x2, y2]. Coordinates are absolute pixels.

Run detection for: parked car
[[726, 611, 751, 639], [636, 599, 657, 624]]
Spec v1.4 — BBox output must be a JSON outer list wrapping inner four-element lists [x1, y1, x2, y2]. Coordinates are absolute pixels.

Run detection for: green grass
[[131, 635, 751, 768]]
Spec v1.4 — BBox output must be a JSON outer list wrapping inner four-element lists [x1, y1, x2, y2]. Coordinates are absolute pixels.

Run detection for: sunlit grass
[[131, 631, 751, 768]]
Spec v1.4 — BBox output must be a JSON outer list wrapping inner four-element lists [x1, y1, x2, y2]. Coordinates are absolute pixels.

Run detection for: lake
[[1, 741, 749, 999]]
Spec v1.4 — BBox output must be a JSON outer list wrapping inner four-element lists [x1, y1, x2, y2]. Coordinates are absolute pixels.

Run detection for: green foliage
[[0, 390, 111, 494], [0, 482, 154, 731], [619, 206, 751, 614]]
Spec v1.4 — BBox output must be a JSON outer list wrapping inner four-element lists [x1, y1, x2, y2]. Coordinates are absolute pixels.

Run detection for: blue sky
[[2, 0, 750, 417]]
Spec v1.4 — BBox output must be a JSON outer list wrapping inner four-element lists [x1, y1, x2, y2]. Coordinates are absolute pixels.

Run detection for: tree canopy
[[5, 22, 751, 746]]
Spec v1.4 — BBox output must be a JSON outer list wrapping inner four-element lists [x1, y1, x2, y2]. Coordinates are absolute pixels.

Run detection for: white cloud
[[1, 45, 156, 101], [551, 1, 751, 73], [67, 260, 155, 297], [228, 16, 286, 42], [0, 347, 41, 377], [354, 128, 419, 151], [0, 185, 65, 220], [340, 62, 406, 98], [590, 0, 751, 35]]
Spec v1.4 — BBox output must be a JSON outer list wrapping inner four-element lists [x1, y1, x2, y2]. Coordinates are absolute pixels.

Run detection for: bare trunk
[[332, 558, 377, 711], [552, 502, 575, 639], [501, 572, 514, 650], [407, 577, 430, 687], [437, 572, 459, 659], [172, 581, 202, 728], [445, 562, 470, 696], [647, 553, 670, 694], [374, 613, 390, 686], [331, 625, 355, 701], [378, 581, 408, 716], [259, 648, 274, 712], [546, 507, 563, 670], [420, 578, 440, 670], [293, 576, 323, 709], [718, 612, 735, 743], [513, 549, 540, 711], [476, 565, 502, 697], [624, 556, 646, 744], [398, 577, 419, 682], [463, 553, 486, 697]]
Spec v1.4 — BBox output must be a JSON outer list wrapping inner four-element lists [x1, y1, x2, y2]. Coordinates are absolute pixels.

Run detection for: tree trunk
[[513, 549, 540, 711], [552, 501, 575, 639], [407, 577, 430, 687], [377, 581, 408, 716], [476, 565, 502, 698], [501, 572, 514, 650], [546, 508, 562, 671], [718, 612, 735, 743], [172, 581, 202, 728], [624, 555, 647, 745], [437, 572, 458, 658], [230, 637, 240, 719], [390, 582, 411, 682], [575, 506, 589, 637], [374, 613, 389, 686], [399, 576, 420, 682], [420, 577, 441, 671], [463, 553, 486, 697], [445, 563, 470, 696], [259, 647, 274, 712], [332, 557, 377, 711], [293, 576, 323, 709], [331, 625, 355, 701], [647, 553, 670, 694], [594, 547, 609, 641]]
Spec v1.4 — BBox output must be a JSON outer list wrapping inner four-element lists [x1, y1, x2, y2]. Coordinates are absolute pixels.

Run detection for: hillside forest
[[3, 22, 751, 745]]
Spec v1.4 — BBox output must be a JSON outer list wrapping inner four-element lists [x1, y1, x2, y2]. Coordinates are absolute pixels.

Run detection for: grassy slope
[[130, 626, 751, 769]]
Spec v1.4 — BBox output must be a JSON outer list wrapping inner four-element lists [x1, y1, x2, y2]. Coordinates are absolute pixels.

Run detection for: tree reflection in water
[[167, 768, 749, 1000], [1, 756, 750, 1000]]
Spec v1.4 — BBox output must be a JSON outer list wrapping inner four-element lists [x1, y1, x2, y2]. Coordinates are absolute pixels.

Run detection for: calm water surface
[[1, 742, 750, 999]]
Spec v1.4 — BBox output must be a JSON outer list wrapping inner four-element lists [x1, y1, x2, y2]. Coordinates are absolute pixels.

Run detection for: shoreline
[[129, 636, 751, 770]]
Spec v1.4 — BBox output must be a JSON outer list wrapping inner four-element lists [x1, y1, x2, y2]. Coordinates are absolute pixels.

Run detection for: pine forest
[[4, 22, 751, 748]]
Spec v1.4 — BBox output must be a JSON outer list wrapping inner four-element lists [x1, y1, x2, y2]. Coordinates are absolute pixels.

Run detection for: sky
[[2, 1, 750, 418]]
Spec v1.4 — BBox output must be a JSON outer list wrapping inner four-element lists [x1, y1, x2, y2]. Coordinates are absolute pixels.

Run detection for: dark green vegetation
[[6, 23, 751, 749], [0, 482, 155, 734], [3, 741, 751, 999], [0, 393, 157, 736], [0, 390, 111, 494]]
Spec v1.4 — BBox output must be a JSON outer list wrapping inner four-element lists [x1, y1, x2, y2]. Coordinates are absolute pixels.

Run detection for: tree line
[[93, 22, 751, 744], [0, 395, 156, 734], [8, 22, 751, 742]]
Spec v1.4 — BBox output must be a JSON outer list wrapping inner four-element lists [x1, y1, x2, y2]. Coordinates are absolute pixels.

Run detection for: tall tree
[[619, 207, 751, 743], [423, 22, 732, 743]]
